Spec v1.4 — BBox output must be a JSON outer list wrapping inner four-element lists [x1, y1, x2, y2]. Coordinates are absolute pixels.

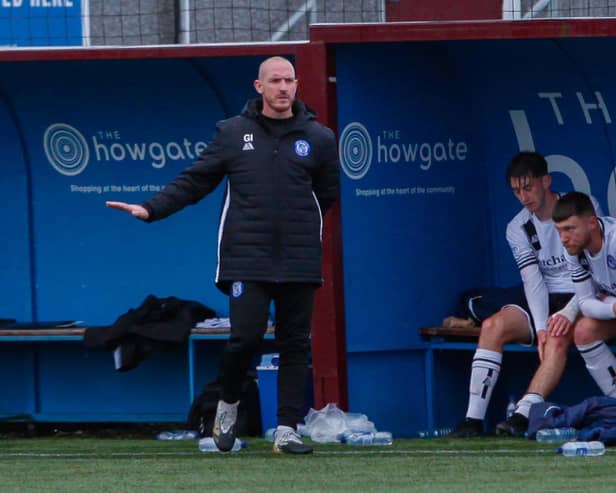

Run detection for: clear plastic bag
[[306, 403, 347, 443], [301, 403, 384, 444]]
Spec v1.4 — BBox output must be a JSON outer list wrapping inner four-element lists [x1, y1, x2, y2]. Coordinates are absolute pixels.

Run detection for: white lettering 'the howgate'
[[376, 136, 468, 171]]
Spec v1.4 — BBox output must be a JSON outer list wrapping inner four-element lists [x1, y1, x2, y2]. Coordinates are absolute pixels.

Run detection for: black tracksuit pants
[[220, 281, 316, 429]]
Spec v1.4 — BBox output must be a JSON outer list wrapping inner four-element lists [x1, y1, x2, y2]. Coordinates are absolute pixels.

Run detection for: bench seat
[[420, 325, 480, 341], [0, 324, 276, 414]]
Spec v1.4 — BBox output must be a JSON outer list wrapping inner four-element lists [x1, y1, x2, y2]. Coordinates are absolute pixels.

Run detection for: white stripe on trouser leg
[[466, 349, 503, 420], [578, 341, 616, 397]]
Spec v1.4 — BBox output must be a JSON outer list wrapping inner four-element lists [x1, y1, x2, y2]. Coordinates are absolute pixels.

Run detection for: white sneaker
[[212, 400, 238, 452], [273, 426, 313, 454]]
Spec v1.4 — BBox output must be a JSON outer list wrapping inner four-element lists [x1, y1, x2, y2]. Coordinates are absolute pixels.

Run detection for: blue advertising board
[[336, 37, 616, 435], [0, 53, 289, 422], [338, 39, 616, 349], [337, 42, 492, 352], [0, 96, 31, 321], [0, 56, 269, 324], [0, 0, 82, 47], [451, 38, 615, 287]]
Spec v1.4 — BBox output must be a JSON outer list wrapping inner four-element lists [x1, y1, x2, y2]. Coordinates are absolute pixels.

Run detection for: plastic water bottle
[[536, 427, 578, 443], [557, 441, 605, 457], [337, 429, 363, 442], [296, 423, 309, 437], [506, 395, 516, 420], [198, 437, 246, 452], [155, 430, 199, 440], [344, 431, 393, 446], [264, 427, 276, 443], [417, 427, 453, 438]]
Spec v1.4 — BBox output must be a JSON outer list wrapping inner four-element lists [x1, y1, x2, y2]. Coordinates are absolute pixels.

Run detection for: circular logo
[[44, 123, 90, 176], [294, 139, 311, 157], [339, 122, 372, 180], [608, 255, 616, 270]]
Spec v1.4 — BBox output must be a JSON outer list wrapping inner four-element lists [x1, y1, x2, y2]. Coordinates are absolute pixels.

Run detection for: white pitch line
[[316, 449, 554, 455], [0, 449, 558, 458]]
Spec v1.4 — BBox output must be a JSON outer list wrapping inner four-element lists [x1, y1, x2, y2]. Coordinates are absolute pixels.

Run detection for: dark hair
[[552, 191, 596, 223], [506, 151, 548, 183]]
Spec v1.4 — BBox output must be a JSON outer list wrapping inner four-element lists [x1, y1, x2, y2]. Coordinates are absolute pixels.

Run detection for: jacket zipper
[[272, 138, 281, 281]]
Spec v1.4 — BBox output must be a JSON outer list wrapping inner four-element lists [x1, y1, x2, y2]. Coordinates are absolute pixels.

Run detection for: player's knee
[[479, 313, 508, 344], [573, 317, 599, 345], [480, 314, 501, 333], [545, 333, 572, 354]]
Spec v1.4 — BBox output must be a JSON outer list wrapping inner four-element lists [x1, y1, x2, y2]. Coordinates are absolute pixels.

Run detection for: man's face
[[554, 215, 594, 255], [509, 175, 548, 213], [254, 59, 297, 118]]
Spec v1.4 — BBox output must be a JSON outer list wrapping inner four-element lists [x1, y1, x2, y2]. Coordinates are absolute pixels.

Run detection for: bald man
[[106, 57, 340, 454]]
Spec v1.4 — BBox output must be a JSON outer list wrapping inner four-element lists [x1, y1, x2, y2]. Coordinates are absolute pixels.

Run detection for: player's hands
[[536, 330, 547, 362], [547, 313, 572, 337], [105, 201, 149, 220]]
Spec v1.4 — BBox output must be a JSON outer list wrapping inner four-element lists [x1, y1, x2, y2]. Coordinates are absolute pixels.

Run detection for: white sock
[[466, 349, 502, 420], [578, 341, 616, 397], [515, 393, 543, 418]]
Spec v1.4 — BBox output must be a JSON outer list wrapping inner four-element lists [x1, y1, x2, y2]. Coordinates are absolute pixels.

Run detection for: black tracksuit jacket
[[142, 98, 340, 292]]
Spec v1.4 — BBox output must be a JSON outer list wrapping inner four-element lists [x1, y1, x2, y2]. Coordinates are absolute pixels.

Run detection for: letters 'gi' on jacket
[[141, 98, 340, 292]]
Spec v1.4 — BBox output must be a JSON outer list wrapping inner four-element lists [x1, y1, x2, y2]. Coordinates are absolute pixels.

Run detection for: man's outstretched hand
[[105, 201, 149, 220]]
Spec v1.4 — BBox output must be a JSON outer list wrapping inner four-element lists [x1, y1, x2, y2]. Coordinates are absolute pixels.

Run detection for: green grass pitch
[[1, 436, 616, 492]]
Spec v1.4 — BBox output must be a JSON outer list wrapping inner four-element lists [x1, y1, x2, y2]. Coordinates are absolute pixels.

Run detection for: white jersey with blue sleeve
[[566, 216, 616, 319], [506, 194, 603, 331]]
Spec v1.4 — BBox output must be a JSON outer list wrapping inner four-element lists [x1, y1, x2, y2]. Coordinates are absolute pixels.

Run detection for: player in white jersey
[[452, 151, 590, 438], [553, 192, 616, 398]]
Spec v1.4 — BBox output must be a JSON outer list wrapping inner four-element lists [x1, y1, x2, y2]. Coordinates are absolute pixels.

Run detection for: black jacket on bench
[[84, 295, 215, 371], [141, 98, 340, 293]]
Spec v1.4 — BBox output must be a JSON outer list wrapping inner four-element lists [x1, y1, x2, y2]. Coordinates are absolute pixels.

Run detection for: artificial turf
[[1, 436, 615, 492]]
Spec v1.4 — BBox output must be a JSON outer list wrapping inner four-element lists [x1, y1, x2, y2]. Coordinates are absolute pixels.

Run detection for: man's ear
[[254, 79, 263, 94], [542, 174, 552, 189]]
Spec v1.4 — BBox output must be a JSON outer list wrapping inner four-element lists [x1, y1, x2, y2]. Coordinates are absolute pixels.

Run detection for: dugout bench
[[0, 324, 274, 423], [421, 325, 542, 434], [420, 325, 616, 435]]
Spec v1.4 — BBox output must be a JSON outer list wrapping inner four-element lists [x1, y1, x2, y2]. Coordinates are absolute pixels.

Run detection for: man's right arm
[[506, 222, 550, 332], [141, 124, 229, 222], [567, 254, 616, 319], [106, 123, 229, 222]]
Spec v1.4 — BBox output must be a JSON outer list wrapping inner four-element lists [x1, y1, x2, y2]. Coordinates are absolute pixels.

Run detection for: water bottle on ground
[[344, 431, 393, 446], [264, 427, 276, 443], [344, 413, 374, 433], [417, 427, 453, 438], [155, 430, 199, 440], [198, 437, 246, 452], [557, 441, 605, 457], [536, 427, 577, 443]]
